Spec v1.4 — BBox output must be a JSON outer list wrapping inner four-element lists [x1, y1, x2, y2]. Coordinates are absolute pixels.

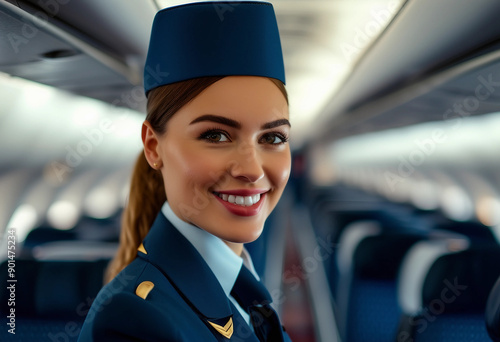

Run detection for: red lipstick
[[213, 191, 267, 217]]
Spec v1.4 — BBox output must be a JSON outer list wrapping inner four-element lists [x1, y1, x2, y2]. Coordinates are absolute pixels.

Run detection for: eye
[[260, 132, 289, 145], [199, 129, 230, 143]]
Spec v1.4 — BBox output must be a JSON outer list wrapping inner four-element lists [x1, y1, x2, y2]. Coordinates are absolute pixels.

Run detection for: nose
[[228, 143, 265, 183]]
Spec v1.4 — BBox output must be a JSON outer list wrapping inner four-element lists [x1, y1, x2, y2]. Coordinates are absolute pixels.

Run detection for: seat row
[[307, 184, 500, 342]]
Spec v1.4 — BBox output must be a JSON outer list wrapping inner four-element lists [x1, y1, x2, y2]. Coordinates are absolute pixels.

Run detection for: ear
[[142, 121, 162, 168]]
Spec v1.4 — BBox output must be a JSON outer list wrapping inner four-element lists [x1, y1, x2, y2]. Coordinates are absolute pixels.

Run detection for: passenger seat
[[334, 220, 427, 341], [396, 235, 500, 341], [0, 259, 108, 341]]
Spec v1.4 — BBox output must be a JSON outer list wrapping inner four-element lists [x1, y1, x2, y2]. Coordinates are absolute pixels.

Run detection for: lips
[[212, 189, 268, 216]]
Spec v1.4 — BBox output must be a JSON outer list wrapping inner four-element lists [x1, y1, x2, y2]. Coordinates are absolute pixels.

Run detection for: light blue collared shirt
[[161, 202, 259, 325]]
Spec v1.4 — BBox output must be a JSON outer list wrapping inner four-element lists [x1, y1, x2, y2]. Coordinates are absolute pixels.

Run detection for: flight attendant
[[78, 1, 292, 341]]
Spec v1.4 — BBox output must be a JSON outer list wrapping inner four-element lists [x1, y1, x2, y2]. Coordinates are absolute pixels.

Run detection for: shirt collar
[[162, 202, 259, 297]]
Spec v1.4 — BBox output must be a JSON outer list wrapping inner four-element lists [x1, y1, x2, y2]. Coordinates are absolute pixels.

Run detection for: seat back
[[0, 259, 108, 341], [335, 220, 425, 341], [396, 238, 500, 341]]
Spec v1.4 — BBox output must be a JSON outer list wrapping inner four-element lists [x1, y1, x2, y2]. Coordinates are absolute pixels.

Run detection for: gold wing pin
[[208, 317, 234, 339]]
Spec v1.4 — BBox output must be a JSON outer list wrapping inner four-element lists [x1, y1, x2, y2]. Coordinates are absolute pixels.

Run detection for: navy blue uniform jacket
[[78, 212, 291, 341]]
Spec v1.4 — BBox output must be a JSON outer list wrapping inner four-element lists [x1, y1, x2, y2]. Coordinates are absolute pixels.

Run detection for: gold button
[[135, 281, 154, 300]]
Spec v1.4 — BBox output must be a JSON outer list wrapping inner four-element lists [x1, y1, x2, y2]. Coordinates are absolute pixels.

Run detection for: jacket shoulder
[[79, 259, 217, 341], [87, 291, 183, 341]]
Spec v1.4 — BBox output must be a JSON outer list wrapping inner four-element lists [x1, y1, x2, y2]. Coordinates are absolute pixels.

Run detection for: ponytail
[[105, 152, 165, 282]]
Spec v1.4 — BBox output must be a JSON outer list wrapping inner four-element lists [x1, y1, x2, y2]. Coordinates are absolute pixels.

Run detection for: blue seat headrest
[[0, 259, 108, 319]]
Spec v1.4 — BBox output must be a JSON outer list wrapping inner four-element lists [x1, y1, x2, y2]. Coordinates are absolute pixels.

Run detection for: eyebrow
[[190, 115, 241, 128], [190, 114, 291, 130], [261, 119, 291, 129]]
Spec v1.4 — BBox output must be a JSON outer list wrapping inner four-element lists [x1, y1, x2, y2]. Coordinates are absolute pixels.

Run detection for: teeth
[[244, 196, 253, 206], [216, 193, 261, 207]]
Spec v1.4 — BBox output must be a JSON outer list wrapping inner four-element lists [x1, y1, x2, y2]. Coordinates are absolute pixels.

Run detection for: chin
[[218, 225, 264, 244]]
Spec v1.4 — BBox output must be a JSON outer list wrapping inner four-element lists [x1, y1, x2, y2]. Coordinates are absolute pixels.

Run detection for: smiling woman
[[143, 76, 291, 252], [78, 2, 292, 342]]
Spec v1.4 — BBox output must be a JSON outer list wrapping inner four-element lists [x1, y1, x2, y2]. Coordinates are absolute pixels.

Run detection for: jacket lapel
[[140, 212, 231, 319], [138, 212, 259, 341]]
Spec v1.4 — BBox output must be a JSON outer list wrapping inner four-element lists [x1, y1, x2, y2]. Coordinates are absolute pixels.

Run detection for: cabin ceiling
[[0, 0, 405, 146], [314, 0, 500, 143]]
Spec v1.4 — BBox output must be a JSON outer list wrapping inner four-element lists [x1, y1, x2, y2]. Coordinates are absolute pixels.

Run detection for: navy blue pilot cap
[[144, 1, 285, 94]]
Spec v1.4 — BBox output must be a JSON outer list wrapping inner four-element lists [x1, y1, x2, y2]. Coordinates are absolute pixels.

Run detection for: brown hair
[[105, 77, 288, 282]]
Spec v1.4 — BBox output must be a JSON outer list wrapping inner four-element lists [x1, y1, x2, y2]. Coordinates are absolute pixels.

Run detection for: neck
[[224, 241, 243, 256]]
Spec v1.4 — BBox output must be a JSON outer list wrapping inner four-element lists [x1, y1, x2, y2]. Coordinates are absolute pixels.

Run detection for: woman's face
[[143, 76, 291, 247]]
